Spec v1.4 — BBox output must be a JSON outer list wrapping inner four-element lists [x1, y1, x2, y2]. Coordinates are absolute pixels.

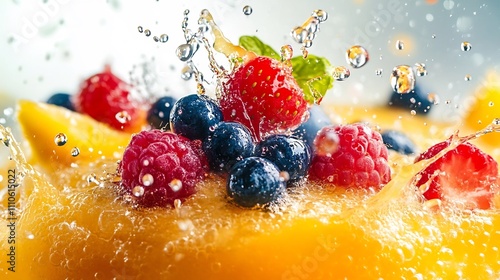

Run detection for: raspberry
[[119, 130, 207, 207], [415, 139, 498, 209], [309, 124, 391, 188], [220, 56, 309, 141], [75, 68, 140, 131]]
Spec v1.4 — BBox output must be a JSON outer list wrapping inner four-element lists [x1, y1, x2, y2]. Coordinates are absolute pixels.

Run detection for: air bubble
[[142, 173, 154, 187], [169, 179, 183, 192], [71, 147, 80, 157], [315, 131, 340, 156], [54, 133, 68, 146], [279, 171, 290, 182], [242, 5, 253, 15], [390, 65, 415, 94], [333, 66, 351, 81], [461, 41, 472, 51], [346, 45, 369, 68]]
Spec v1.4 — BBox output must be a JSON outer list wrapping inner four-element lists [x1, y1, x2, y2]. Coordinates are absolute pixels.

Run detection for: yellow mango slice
[[17, 100, 132, 169]]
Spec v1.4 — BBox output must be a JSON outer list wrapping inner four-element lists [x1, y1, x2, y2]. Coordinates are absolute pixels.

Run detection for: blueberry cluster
[[166, 94, 319, 208]]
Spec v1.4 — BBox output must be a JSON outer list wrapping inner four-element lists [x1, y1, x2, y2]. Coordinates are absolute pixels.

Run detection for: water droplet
[[159, 34, 169, 43], [427, 93, 440, 105], [137, 26, 143, 33], [71, 147, 80, 157], [279, 171, 290, 182], [144, 29, 151, 37], [375, 69, 383, 76], [153, 36, 159, 42], [488, 101, 494, 107], [181, 65, 194, 80], [280, 45, 293, 62], [312, 9, 328, 22], [3, 107, 14, 116], [54, 133, 67, 146], [464, 74, 472, 81], [169, 179, 183, 192], [115, 111, 131, 124], [346, 45, 369, 68], [142, 173, 154, 187], [396, 40, 404, 50], [132, 186, 145, 197], [242, 5, 253, 15], [86, 173, 100, 185], [291, 26, 308, 44], [332, 66, 351, 81], [431, 34, 436, 39], [315, 130, 340, 156], [410, 110, 417, 116], [461, 41, 472, 51], [415, 63, 428, 76], [390, 65, 416, 94], [176, 42, 198, 62]]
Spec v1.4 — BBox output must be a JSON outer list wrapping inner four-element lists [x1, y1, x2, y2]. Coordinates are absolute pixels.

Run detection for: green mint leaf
[[239, 36, 334, 104], [238, 36, 280, 60], [291, 55, 334, 104]]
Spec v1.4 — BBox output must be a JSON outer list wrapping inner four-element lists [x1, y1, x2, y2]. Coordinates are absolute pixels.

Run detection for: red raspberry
[[220, 56, 309, 141], [119, 130, 207, 207], [309, 124, 391, 188], [415, 139, 498, 209], [75, 67, 140, 131]]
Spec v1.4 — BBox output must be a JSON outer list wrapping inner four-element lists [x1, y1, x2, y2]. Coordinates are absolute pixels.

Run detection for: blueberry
[[203, 122, 254, 172], [147, 96, 177, 130], [388, 85, 433, 114], [292, 105, 332, 149], [170, 94, 223, 140], [227, 157, 286, 208], [255, 135, 311, 184], [381, 130, 417, 155], [46, 93, 75, 111]]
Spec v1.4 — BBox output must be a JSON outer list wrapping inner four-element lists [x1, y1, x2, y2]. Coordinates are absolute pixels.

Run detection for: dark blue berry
[[227, 157, 286, 208], [255, 135, 311, 184], [292, 105, 332, 149], [46, 93, 75, 111], [388, 85, 433, 114], [203, 122, 254, 172], [381, 130, 417, 155], [170, 94, 223, 140], [147, 96, 177, 130]]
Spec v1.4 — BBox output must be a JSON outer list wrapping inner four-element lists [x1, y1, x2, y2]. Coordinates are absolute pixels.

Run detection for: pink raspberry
[[119, 130, 207, 207], [309, 124, 391, 188]]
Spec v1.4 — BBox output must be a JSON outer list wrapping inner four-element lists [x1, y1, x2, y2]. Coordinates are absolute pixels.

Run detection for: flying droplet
[[346, 45, 369, 68], [390, 65, 416, 94], [464, 74, 472, 81], [132, 186, 145, 197], [169, 179, 183, 192], [144, 29, 151, 37], [159, 34, 169, 43], [415, 63, 428, 76], [137, 26, 143, 33], [461, 41, 471, 51], [332, 66, 351, 81], [181, 65, 194, 80], [376, 69, 383, 76], [242, 5, 253, 15], [280, 45, 293, 62], [142, 173, 154, 187], [54, 133, 68, 146], [71, 147, 80, 157], [396, 40, 405, 50], [312, 9, 328, 22], [427, 93, 440, 105]]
